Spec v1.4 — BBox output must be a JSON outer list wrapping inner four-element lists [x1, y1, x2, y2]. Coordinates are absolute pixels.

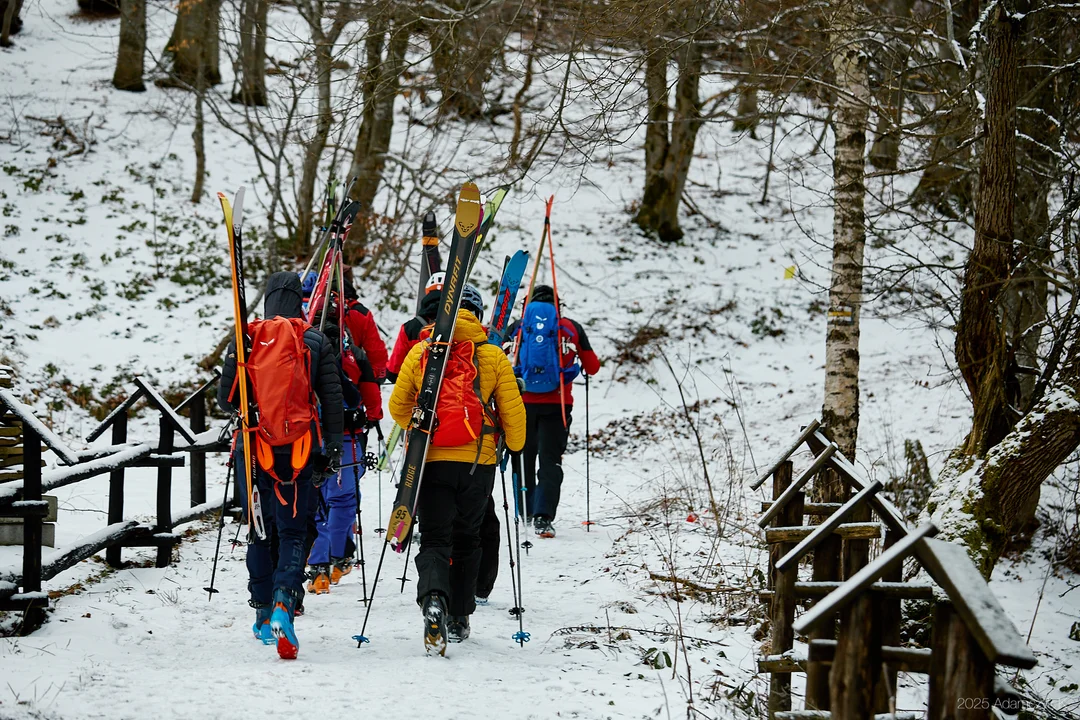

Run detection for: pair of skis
[[220, 187, 266, 541]]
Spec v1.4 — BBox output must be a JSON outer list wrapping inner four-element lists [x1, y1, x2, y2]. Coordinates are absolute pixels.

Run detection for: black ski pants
[[415, 461, 496, 617], [523, 403, 572, 521], [476, 496, 500, 599]]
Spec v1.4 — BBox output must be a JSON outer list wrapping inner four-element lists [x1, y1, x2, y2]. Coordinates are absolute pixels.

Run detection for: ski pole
[[398, 521, 414, 593], [353, 531, 390, 647], [584, 373, 592, 532], [375, 423, 386, 534], [204, 456, 234, 600], [499, 449, 529, 646], [350, 429, 369, 604], [510, 451, 530, 623]]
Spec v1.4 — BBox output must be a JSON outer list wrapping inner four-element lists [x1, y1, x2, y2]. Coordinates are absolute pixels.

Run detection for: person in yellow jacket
[[388, 283, 526, 649]]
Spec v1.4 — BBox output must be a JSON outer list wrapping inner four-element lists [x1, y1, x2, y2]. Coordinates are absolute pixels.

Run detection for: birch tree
[[821, 0, 870, 464]]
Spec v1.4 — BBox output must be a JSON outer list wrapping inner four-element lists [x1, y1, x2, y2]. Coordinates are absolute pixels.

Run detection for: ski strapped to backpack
[[416, 211, 442, 315], [489, 250, 530, 347], [387, 182, 483, 553], [220, 186, 266, 541]]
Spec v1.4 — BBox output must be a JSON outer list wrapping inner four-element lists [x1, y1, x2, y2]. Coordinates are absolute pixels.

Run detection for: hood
[[264, 271, 304, 319], [418, 288, 442, 321]]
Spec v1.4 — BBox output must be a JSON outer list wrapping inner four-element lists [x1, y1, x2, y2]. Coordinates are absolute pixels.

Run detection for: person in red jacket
[[387, 273, 443, 384], [508, 285, 601, 538], [341, 279, 389, 383]]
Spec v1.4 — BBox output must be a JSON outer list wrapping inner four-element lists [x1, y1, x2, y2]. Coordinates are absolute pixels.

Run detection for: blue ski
[[488, 250, 530, 346]]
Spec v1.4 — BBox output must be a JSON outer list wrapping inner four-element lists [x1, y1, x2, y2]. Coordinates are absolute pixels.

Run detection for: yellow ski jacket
[[389, 309, 526, 465]]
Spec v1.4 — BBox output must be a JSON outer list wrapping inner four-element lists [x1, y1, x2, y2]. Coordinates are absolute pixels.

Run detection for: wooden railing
[[756, 422, 1035, 720], [0, 371, 227, 633]]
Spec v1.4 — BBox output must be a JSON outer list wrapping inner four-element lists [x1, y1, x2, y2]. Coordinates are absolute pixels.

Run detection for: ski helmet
[[426, 272, 445, 292], [461, 283, 485, 317], [300, 270, 318, 295]]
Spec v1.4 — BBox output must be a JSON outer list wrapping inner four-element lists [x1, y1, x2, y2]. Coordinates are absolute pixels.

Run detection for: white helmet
[[425, 272, 445, 292]]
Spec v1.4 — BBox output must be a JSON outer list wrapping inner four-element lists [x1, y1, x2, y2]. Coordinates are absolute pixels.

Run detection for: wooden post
[[929, 602, 995, 720], [768, 460, 804, 718], [155, 414, 174, 568], [807, 466, 846, 710], [189, 389, 206, 507], [20, 424, 45, 632], [830, 592, 880, 720], [874, 527, 902, 713], [106, 411, 128, 567]]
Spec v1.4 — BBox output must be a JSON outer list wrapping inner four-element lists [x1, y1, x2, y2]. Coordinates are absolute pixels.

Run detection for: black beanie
[[531, 284, 555, 304]]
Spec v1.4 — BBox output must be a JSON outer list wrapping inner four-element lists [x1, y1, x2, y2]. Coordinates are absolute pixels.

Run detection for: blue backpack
[[516, 302, 563, 393]]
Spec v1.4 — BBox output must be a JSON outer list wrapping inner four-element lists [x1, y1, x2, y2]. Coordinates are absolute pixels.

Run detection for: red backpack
[[419, 339, 494, 448], [244, 317, 317, 481]]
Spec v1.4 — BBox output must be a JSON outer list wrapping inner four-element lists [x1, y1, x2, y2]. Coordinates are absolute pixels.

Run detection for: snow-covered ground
[[2, 0, 1080, 718]]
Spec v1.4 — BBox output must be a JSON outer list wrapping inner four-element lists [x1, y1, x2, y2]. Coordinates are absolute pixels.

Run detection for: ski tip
[[353, 634, 370, 646]]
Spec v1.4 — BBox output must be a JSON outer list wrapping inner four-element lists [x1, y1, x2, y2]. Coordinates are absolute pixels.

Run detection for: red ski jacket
[[343, 300, 389, 382]]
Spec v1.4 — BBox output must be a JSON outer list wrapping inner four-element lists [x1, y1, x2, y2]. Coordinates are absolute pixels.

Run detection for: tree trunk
[[651, 40, 703, 243], [112, 0, 146, 92], [232, 0, 268, 105], [295, 38, 335, 255], [635, 40, 672, 237], [347, 21, 408, 260], [0, 0, 23, 46], [165, 0, 221, 87], [868, 0, 914, 171], [1007, 8, 1058, 413], [954, 2, 1020, 459], [427, 11, 499, 121], [912, 0, 979, 214], [821, 0, 870, 465], [926, 347, 1080, 576]]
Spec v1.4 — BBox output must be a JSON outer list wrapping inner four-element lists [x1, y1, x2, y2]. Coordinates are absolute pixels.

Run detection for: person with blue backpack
[[508, 285, 601, 538]]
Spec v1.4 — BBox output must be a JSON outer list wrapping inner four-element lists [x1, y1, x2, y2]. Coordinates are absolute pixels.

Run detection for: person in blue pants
[[218, 272, 344, 660], [306, 319, 383, 593]]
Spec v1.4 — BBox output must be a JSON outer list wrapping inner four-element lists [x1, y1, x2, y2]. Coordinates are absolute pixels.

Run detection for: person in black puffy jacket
[[218, 271, 343, 659]]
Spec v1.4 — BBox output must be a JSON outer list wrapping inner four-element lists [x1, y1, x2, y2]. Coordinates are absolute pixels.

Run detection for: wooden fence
[[755, 421, 1035, 720], [0, 371, 228, 633]]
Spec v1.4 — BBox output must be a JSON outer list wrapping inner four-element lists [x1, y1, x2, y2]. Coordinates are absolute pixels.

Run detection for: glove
[[561, 363, 581, 384], [312, 441, 343, 486], [343, 408, 361, 433], [516, 377, 526, 395]]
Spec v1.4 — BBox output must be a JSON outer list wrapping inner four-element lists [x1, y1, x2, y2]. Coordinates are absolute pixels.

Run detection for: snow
[[0, 0, 1077, 716]]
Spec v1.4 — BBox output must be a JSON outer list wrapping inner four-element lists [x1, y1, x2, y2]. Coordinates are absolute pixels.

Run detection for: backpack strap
[[469, 342, 501, 474]]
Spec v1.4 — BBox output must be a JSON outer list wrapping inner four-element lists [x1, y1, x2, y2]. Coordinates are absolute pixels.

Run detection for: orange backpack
[[244, 317, 317, 481], [419, 339, 494, 448]]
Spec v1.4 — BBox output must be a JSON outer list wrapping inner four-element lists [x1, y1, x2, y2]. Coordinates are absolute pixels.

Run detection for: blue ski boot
[[270, 590, 299, 660], [252, 606, 274, 645]]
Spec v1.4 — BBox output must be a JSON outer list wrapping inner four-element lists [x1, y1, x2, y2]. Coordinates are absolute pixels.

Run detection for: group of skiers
[[217, 263, 600, 659]]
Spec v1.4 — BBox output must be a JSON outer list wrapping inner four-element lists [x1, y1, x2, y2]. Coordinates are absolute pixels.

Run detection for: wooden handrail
[[794, 522, 938, 636], [751, 419, 821, 490], [915, 538, 1037, 669], [775, 480, 882, 572], [758, 443, 837, 528]]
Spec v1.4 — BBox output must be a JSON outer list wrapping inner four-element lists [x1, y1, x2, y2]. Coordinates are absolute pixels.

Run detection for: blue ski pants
[[245, 463, 316, 609], [307, 432, 366, 565]]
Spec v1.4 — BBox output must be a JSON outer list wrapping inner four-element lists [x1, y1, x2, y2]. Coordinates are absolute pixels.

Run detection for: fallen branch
[[648, 572, 750, 595]]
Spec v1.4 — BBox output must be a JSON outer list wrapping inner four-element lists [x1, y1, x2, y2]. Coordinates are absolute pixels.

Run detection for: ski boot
[[534, 516, 556, 539], [270, 590, 299, 660], [422, 593, 448, 657], [330, 556, 352, 585], [447, 615, 471, 643], [252, 605, 274, 645], [306, 564, 331, 595], [474, 595, 489, 606]]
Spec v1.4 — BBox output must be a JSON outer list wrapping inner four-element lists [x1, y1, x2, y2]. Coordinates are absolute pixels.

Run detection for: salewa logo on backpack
[[259, 339, 276, 347]]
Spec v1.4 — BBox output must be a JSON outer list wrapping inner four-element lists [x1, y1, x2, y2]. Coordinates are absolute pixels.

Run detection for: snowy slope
[[2, 0, 1079, 718]]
